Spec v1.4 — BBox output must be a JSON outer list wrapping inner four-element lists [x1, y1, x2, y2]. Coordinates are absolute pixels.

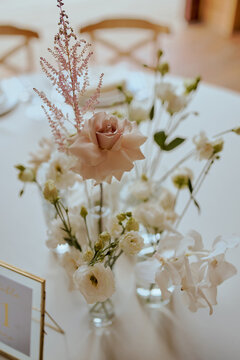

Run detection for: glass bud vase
[[89, 298, 115, 328], [135, 232, 174, 309]]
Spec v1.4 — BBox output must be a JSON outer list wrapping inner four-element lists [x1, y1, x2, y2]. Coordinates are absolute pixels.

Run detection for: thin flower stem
[[213, 129, 234, 138], [84, 181, 91, 209], [54, 200, 82, 251], [148, 101, 167, 177], [156, 150, 195, 186], [175, 157, 215, 229], [146, 283, 155, 303], [89, 302, 100, 313], [101, 301, 110, 318], [174, 188, 180, 207], [168, 111, 196, 137], [84, 218, 92, 250], [99, 183, 103, 235], [143, 70, 159, 175], [166, 113, 174, 133], [110, 250, 123, 269]]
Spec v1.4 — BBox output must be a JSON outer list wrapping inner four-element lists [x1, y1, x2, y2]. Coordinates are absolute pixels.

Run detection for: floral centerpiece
[[16, 0, 240, 326]]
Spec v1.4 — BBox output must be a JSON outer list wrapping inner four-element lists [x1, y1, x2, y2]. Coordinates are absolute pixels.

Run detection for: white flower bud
[[18, 168, 35, 182], [172, 168, 193, 189], [43, 179, 58, 203]]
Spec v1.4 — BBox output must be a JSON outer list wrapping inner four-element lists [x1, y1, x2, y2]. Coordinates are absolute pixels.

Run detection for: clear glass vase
[[89, 299, 115, 328], [135, 232, 174, 309]]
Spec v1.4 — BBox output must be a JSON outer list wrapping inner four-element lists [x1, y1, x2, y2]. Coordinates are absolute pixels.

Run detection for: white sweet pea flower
[[156, 82, 187, 115], [180, 233, 239, 314], [193, 132, 224, 160], [193, 132, 214, 160], [38, 151, 80, 190], [207, 255, 237, 287], [119, 231, 144, 255], [29, 137, 55, 168], [202, 235, 239, 287], [155, 256, 183, 300], [73, 263, 115, 304], [181, 257, 217, 315]]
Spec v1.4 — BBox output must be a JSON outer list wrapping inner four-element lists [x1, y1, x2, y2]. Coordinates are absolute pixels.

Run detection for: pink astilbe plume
[[34, 0, 103, 150]]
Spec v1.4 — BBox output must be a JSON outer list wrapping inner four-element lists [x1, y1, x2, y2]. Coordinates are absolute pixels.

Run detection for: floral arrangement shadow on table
[[15, 0, 240, 328]]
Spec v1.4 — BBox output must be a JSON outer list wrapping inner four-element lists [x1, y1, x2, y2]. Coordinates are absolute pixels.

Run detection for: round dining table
[[0, 67, 240, 360]]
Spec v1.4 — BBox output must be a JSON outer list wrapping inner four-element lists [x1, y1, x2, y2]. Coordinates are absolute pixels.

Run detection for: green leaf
[[164, 137, 185, 151], [154, 131, 185, 151], [187, 179, 201, 213], [149, 104, 155, 120], [154, 131, 167, 148]]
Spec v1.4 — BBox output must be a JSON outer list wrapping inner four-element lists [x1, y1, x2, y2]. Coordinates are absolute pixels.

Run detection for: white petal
[[208, 261, 237, 286], [186, 230, 204, 251], [135, 259, 160, 284], [155, 267, 171, 300]]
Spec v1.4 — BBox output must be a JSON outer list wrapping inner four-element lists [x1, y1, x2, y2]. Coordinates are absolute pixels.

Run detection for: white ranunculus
[[108, 217, 122, 239], [119, 231, 144, 255], [73, 263, 115, 304], [159, 187, 176, 211], [193, 132, 214, 160], [129, 102, 149, 124], [134, 201, 166, 233]]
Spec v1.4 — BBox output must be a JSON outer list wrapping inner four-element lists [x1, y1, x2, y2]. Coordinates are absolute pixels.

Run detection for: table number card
[[0, 261, 45, 360], [0, 275, 33, 356]]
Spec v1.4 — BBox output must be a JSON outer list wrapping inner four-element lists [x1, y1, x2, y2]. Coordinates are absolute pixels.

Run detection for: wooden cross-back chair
[[0, 25, 40, 74], [79, 18, 170, 67]]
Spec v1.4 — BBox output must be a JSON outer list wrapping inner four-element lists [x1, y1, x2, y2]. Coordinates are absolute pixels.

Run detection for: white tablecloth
[[0, 71, 240, 360]]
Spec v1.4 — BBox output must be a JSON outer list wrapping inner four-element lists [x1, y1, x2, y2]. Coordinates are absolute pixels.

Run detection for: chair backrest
[[0, 25, 40, 75], [79, 18, 170, 67]]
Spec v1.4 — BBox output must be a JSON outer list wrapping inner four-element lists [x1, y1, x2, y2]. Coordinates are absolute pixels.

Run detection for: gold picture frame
[[0, 260, 45, 360]]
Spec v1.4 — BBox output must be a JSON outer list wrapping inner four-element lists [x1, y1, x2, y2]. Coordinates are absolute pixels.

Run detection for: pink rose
[[68, 112, 146, 183]]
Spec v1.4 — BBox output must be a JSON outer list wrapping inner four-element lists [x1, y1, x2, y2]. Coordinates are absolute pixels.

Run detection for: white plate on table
[[79, 65, 153, 108], [0, 78, 20, 117]]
